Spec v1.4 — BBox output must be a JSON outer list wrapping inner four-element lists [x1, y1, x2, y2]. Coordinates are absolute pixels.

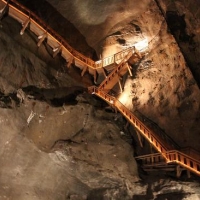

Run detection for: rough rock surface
[[0, 14, 140, 200], [45, 0, 200, 151], [0, 0, 200, 199]]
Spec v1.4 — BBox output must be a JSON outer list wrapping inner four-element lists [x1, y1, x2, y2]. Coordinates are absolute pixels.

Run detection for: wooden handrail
[[135, 151, 200, 176], [166, 150, 200, 175], [135, 153, 167, 166], [88, 86, 116, 105], [90, 86, 200, 176], [135, 152, 163, 160], [99, 49, 134, 90], [115, 100, 172, 152], [134, 110, 180, 150], [2, 0, 200, 177], [1, 0, 136, 72], [3, 0, 96, 68], [89, 86, 170, 155]]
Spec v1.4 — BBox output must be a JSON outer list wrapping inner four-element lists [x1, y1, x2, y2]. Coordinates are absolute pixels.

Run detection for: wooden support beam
[[147, 149, 156, 164], [118, 80, 123, 93], [93, 70, 97, 84], [118, 75, 123, 93], [53, 45, 62, 58], [101, 67, 107, 78], [136, 130, 143, 148], [67, 56, 74, 68], [81, 65, 88, 77], [37, 33, 47, 47], [176, 165, 182, 178], [187, 170, 191, 178], [126, 63, 133, 77], [20, 18, 30, 35], [124, 121, 129, 130]]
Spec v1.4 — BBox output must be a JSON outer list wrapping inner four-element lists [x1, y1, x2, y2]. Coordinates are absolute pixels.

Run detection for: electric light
[[134, 38, 148, 51], [118, 91, 129, 105]]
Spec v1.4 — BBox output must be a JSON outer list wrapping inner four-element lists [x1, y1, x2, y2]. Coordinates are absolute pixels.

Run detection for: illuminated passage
[[1, 0, 199, 178]]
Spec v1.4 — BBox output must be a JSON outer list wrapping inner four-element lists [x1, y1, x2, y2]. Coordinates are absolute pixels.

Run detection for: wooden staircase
[[98, 49, 134, 93], [88, 86, 200, 177], [1, 0, 200, 178], [0, 0, 137, 83]]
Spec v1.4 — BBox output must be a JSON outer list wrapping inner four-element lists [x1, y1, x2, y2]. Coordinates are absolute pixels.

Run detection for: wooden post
[[114, 106, 117, 113], [81, 65, 88, 77], [136, 130, 143, 148], [124, 121, 129, 130], [53, 45, 62, 58], [37, 33, 47, 47], [126, 63, 133, 77], [187, 170, 191, 178], [93, 70, 97, 84], [176, 165, 182, 178], [150, 146, 154, 164], [67, 56, 74, 68], [118, 75, 123, 93], [20, 18, 30, 35], [101, 67, 107, 78]]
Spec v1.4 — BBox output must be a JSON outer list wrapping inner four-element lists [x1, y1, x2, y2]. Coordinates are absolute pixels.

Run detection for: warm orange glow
[[4, 0, 200, 177], [92, 86, 200, 176]]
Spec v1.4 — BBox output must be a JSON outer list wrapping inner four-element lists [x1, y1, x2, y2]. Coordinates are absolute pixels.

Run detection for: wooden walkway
[[1, 0, 200, 177], [88, 86, 200, 177], [0, 0, 136, 83]]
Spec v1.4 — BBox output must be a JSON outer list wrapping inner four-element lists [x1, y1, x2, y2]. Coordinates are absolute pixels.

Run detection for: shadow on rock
[[22, 85, 86, 107]]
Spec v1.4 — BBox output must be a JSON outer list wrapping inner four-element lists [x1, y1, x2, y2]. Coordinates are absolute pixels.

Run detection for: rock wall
[[0, 12, 140, 200], [0, 1, 200, 199]]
